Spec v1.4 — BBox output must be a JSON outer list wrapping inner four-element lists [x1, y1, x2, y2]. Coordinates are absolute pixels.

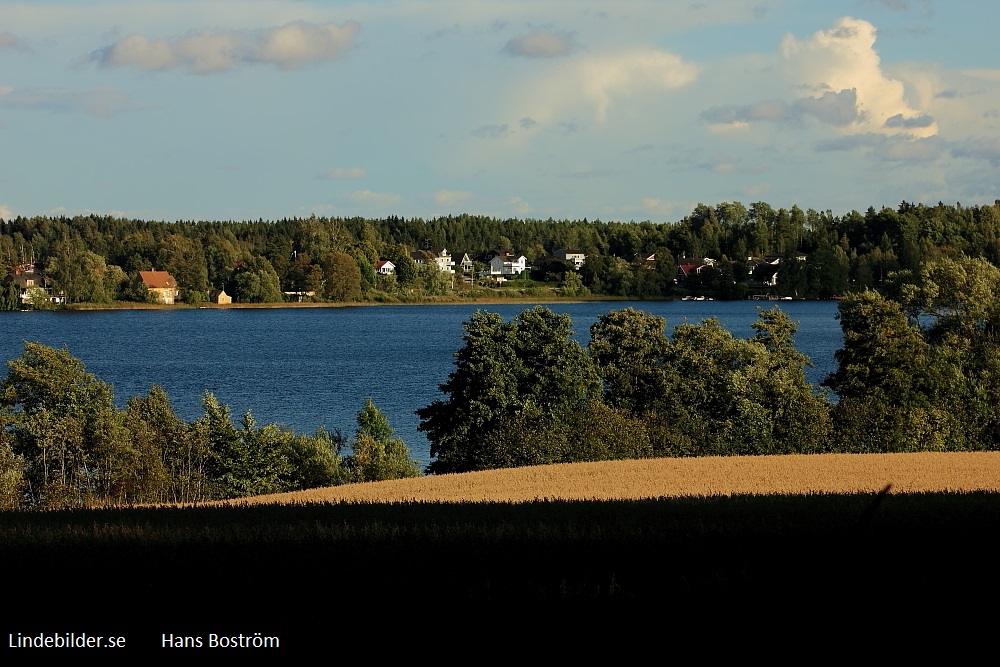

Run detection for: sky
[[1, 0, 999, 224]]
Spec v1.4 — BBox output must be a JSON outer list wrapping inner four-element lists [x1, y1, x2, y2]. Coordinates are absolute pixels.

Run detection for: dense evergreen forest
[[3, 199, 1000, 305]]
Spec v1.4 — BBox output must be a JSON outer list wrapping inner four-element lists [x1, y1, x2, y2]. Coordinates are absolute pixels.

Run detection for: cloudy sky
[[1, 0, 998, 223]]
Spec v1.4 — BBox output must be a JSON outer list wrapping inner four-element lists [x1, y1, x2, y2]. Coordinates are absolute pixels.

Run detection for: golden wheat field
[[213, 451, 1000, 506]]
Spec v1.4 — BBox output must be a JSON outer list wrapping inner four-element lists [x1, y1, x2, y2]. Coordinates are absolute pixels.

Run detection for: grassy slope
[[219, 451, 1000, 505]]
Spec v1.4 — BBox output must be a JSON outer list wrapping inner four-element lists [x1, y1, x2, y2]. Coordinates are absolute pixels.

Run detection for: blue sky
[[2, 1, 998, 223]]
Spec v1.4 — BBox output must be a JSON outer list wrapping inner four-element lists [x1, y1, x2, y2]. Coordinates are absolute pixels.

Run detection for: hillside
[[213, 451, 1000, 505]]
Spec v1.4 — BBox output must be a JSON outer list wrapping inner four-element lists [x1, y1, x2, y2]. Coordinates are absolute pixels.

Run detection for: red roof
[[138, 270, 177, 289]]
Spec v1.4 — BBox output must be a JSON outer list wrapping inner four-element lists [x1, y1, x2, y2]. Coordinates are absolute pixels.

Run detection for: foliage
[[0, 281, 19, 311], [346, 398, 419, 482], [0, 431, 24, 509], [590, 306, 831, 457], [0, 342, 120, 506], [825, 257, 1000, 452], [0, 344, 357, 508], [231, 257, 282, 303], [321, 250, 362, 301], [418, 306, 601, 474]]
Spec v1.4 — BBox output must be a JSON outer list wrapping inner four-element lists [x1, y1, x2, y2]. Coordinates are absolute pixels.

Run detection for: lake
[[0, 300, 842, 470]]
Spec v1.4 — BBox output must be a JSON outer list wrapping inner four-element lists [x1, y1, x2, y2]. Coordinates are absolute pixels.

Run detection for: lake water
[[0, 300, 842, 470]]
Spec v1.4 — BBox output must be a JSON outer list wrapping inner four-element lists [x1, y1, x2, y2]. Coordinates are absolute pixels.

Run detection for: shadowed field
[[4, 452, 1000, 651]]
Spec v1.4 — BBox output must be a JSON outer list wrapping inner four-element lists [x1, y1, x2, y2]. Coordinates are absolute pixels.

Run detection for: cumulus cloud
[[816, 132, 943, 162], [90, 20, 360, 74], [0, 85, 151, 117], [501, 30, 575, 58], [701, 89, 862, 127], [321, 167, 366, 180], [0, 204, 12, 219], [883, 112, 935, 128], [779, 16, 936, 138], [508, 197, 531, 215], [795, 88, 863, 126], [574, 50, 698, 121], [518, 117, 539, 129], [433, 190, 473, 205]]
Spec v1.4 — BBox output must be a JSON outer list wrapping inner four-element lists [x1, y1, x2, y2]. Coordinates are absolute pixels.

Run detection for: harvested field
[[215, 451, 1000, 505]]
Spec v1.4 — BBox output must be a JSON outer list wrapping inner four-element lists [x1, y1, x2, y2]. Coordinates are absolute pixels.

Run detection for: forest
[[2, 199, 1000, 305]]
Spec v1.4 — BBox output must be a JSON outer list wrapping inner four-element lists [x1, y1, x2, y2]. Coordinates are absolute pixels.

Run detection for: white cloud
[[581, 50, 699, 121], [508, 197, 531, 215], [501, 30, 575, 58], [703, 89, 864, 129], [342, 190, 401, 207], [779, 17, 936, 138], [91, 20, 361, 74], [321, 167, 366, 180], [433, 190, 473, 205], [0, 204, 12, 219]]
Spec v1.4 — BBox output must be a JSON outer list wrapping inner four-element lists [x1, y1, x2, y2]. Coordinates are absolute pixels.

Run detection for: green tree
[[0, 281, 20, 311], [0, 342, 121, 506], [822, 290, 952, 452], [193, 393, 293, 499], [418, 306, 601, 474], [321, 250, 362, 301], [231, 257, 283, 303], [0, 423, 25, 509], [588, 308, 672, 416], [346, 398, 419, 482], [281, 428, 349, 490]]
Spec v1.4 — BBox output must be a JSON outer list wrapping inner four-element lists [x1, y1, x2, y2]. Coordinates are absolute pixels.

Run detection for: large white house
[[554, 248, 586, 269], [489, 251, 528, 276], [411, 248, 455, 273]]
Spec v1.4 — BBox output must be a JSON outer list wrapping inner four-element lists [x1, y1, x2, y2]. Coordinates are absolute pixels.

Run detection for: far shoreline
[[54, 294, 641, 312], [43, 294, 830, 312]]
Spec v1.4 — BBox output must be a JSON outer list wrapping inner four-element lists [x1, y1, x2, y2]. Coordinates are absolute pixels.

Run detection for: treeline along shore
[[3, 199, 1000, 309]]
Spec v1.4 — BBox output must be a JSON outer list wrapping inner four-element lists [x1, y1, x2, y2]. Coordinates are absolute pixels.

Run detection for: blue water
[[0, 300, 842, 469]]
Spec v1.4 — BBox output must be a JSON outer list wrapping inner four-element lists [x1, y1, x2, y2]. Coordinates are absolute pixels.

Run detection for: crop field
[[3, 452, 1000, 647], [214, 451, 1000, 505]]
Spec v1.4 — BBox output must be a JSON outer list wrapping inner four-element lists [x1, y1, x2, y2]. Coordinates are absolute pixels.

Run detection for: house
[[208, 289, 231, 304], [410, 248, 455, 273], [633, 253, 658, 270], [675, 262, 713, 284], [456, 253, 474, 274], [554, 248, 586, 269], [488, 251, 528, 276], [2, 263, 65, 307], [375, 260, 396, 275], [139, 270, 180, 304], [752, 264, 780, 287]]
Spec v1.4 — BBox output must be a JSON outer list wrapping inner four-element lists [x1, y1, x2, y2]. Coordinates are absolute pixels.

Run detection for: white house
[[489, 252, 528, 276], [411, 248, 455, 273], [554, 248, 586, 269], [375, 260, 396, 275]]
